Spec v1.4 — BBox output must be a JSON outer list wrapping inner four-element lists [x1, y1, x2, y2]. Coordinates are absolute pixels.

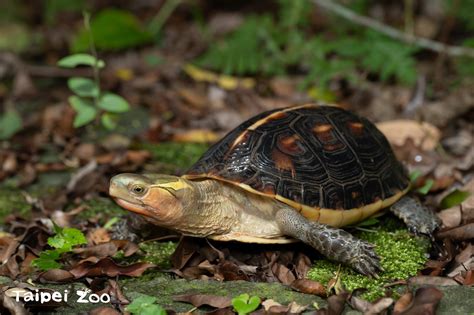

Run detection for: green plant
[[196, 0, 419, 89], [31, 224, 87, 270], [0, 109, 22, 140], [231, 294, 261, 315], [126, 295, 167, 315], [72, 9, 151, 52], [59, 12, 130, 129], [440, 189, 470, 209]]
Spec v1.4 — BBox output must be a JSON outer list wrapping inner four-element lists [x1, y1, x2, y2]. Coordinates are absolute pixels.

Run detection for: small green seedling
[[409, 170, 434, 195], [231, 294, 261, 315], [58, 12, 130, 129], [126, 295, 167, 315], [32, 223, 87, 270]]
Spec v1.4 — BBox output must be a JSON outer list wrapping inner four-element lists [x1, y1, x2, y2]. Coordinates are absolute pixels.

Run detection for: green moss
[[308, 225, 429, 301], [137, 142, 209, 173], [0, 188, 32, 221], [76, 197, 126, 223], [139, 241, 177, 268]]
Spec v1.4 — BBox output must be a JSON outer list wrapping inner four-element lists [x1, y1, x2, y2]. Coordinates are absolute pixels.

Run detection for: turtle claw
[[349, 240, 382, 277]]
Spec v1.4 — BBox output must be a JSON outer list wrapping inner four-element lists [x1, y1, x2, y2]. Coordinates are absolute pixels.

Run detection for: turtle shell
[[185, 104, 410, 227]]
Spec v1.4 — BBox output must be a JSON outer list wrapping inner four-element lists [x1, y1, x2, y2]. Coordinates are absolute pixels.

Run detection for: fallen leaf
[[397, 287, 443, 315], [0, 237, 19, 265], [173, 294, 232, 308], [172, 129, 219, 143], [69, 257, 155, 278], [37, 269, 75, 283], [408, 276, 459, 286], [437, 207, 462, 228], [290, 279, 326, 297], [365, 297, 393, 314], [376, 119, 440, 151], [393, 291, 413, 314], [73, 240, 139, 259], [261, 299, 282, 311], [436, 223, 474, 241]]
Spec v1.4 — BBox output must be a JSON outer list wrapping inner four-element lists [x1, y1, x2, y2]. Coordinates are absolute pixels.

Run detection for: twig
[[311, 0, 474, 58], [148, 0, 182, 37]]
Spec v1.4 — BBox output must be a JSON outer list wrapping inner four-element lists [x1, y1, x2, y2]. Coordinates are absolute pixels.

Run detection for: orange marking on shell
[[313, 124, 332, 133], [247, 111, 288, 131], [323, 143, 344, 151], [348, 121, 364, 135], [312, 124, 336, 143], [227, 131, 250, 154], [279, 134, 302, 154], [262, 184, 276, 195], [271, 149, 296, 178]]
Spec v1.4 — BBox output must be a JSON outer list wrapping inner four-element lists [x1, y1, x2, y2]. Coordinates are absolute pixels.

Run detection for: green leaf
[[232, 294, 261, 315], [356, 217, 379, 227], [31, 250, 62, 270], [61, 227, 87, 247], [69, 96, 97, 127], [440, 190, 470, 209], [98, 93, 130, 113], [48, 235, 65, 250], [68, 77, 100, 97], [58, 53, 105, 68], [0, 109, 22, 140], [126, 295, 166, 315], [417, 179, 434, 195], [409, 170, 422, 183], [100, 113, 118, 130], [103, 217, 120, 230], [71, 9, 152, 52]]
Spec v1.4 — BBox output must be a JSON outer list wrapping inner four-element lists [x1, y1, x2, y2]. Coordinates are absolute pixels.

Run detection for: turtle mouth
[[113, 198, 152, 218]]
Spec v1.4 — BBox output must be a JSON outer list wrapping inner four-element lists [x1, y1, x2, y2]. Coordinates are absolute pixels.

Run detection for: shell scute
[[186, 104, 409, 216]]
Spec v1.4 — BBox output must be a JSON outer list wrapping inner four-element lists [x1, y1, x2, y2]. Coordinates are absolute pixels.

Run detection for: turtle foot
[[349, 241, 383, 278], [390, 196, 441, 236]]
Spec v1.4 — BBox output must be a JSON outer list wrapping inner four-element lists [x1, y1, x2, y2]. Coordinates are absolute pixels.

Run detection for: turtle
[[109, 104, 440, 276]]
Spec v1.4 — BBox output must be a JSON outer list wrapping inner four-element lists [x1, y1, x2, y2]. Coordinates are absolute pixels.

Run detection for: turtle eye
[[131, 184, 146, 195]]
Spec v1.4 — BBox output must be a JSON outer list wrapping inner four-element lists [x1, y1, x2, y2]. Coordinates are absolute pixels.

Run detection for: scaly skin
[[390, 195, 440, 236], [275, 207, 382, 277]]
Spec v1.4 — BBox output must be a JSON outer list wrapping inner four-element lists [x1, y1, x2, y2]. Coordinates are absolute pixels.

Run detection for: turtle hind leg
[[389, 196, 441, 236], [276, 207, 382, 277]]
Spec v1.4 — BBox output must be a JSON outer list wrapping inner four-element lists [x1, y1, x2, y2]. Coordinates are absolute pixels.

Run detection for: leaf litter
[[0, 2, 474, 314]]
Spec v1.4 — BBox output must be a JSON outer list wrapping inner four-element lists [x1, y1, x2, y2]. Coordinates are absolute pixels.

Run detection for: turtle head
[[109, 173, 194, 226]]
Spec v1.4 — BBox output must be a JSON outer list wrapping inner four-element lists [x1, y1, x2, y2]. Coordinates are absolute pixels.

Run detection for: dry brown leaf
[[393, 291, 413, 314], [172, 129, 219, 143], [408, 276, 459, 286], [376, 120, 440, 151], [290, 279, 326, 297], [37, 269, 75, 283], [365, 297, 394, 314], [397, 287, 443, 315], [69, 257, 155, 279], [437, 207, 462, 228], [0, 237, 19, 265], [436, 223, 474, 241], [261, 299, 282, 311]]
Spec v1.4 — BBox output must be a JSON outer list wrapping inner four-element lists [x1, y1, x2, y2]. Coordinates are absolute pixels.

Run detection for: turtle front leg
[[276, 207, 382, 277], [389, 196, 440, 235]]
